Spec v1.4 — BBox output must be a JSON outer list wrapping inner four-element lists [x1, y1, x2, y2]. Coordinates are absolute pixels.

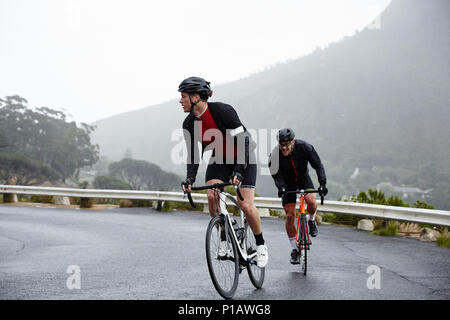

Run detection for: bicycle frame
[[186, 183, 256, 264], [295, 192, 311, 250], [217, 192, 256, 264]]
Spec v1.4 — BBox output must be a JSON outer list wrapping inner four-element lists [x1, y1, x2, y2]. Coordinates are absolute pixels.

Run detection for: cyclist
[[179, 76, 268, 268], [268, 128, 328, 264]]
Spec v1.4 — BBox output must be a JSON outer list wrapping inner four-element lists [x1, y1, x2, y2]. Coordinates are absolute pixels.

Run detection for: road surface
[[1, 205, 449, 299]]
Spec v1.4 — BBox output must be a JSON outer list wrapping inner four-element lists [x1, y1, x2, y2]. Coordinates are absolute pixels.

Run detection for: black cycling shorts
[[281, 174, 315, 206], [205, 157, 257, 189]]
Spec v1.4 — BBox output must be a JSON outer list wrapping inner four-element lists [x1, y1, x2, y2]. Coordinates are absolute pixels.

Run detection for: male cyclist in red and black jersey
[[179, 76, 268, 268], [269, 128, 328, 264]]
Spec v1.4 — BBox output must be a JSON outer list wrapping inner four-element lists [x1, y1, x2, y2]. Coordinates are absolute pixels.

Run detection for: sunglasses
[[279, 142, 292, 149]]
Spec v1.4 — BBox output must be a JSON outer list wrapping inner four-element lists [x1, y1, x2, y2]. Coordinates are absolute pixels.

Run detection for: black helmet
[[277, 128, 295, 142], [178, 76, 212, 99]]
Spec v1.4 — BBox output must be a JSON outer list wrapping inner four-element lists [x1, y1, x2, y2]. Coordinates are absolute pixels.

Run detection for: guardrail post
[[3, 193, 18, 203], [152, 200, 164, 211], [53, 196, 70, 205], [80, 197, 94, 208]]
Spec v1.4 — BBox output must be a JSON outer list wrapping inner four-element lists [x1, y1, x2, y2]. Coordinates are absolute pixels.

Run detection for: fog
[[0, 0, 390, 123]]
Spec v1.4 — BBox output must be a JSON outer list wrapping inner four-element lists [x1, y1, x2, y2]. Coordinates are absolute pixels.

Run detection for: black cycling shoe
[[290, 249, 300, 264], [308, 220, 318, 237]]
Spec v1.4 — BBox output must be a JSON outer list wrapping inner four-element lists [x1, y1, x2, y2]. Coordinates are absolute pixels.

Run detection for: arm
[[218, 104, 251, 176], [268, 150, 287, 193], [305, 143, 326, 186], [182, 117, 200, 185]]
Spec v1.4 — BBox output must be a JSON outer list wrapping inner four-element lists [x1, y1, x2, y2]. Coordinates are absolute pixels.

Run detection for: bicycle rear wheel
[[205, 215, 239, 299], [245, 220, 265, 289]]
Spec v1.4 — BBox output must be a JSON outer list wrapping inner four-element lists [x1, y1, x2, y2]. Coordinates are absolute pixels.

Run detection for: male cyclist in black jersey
[[179, 76, 268, 268], [269, 128, 328, 264]]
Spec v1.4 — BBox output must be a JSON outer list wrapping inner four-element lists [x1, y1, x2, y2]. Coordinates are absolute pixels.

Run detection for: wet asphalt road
[[0, 205, 449, 300]]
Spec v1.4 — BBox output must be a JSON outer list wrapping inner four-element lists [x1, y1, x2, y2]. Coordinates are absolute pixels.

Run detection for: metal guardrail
[[1, 185, 449, 226]]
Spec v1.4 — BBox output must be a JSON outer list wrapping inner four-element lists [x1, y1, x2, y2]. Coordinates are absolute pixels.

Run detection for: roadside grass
[[436, 230, 450, 248], [372, 221, 399, 236]]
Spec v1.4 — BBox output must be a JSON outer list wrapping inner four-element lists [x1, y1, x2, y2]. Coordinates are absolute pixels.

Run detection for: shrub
[[162, 201, 198, 212], [29, 195, 54, 204], [131, 199, 153, 207], [120, 199, 133, 208], [322, 213, 337, 223], [396, 222, 422, 236], [269, 209, 285, 218], [413, 200, 435, 209], [436, 229, 450, 248], [372, 221, 398, 236]]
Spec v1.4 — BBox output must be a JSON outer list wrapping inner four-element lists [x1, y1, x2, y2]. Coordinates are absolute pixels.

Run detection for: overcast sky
[[0, 0, 391, 123]]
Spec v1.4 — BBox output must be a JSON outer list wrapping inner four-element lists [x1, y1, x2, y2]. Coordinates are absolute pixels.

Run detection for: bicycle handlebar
[[284, 189, 325, 205], [185, 182, 244, 208]]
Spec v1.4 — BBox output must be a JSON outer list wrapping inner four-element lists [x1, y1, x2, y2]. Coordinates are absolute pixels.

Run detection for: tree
[[108, 158, 180, 191], [0, 95, 100, 182], [0, 153, 59, 185], [123, 148, 133, 159], [93, 176, 131, 190]]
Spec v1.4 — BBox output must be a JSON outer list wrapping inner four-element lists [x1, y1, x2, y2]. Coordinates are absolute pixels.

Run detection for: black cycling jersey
[[268, 139, 326, 191], [182, 101, 256, 183]]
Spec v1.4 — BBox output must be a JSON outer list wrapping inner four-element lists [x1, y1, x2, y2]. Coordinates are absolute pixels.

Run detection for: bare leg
[[284, 203, 297, 238], [305, 193, 317, 220], [206, 179, 223, 218], [236, 188, 261, 235]]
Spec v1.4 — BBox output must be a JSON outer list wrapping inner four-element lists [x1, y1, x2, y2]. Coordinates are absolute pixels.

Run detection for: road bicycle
[[186, 182, 264, 299], [284, 189, 324, 275]]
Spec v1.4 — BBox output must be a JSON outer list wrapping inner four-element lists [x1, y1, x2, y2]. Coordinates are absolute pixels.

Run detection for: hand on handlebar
[[230, 171, 243, 187], [181, 177, 195, 193], [318, 185, 328, 197], [278, 186, 286, 198]]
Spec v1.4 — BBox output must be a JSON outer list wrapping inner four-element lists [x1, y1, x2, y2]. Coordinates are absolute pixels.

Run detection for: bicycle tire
[[302, 215, 308, 275], [205, 215, 240, 299], [245, 220, 265, 289]]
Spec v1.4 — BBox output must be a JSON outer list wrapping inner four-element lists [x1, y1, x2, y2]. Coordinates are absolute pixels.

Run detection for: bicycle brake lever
[[235, 186, 244, 201], [186, 191, 196, 209]]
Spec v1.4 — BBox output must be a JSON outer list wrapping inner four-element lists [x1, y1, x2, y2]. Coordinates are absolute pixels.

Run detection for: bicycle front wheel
[[205, 215, 240, 299], [245, 221, 265, 288]]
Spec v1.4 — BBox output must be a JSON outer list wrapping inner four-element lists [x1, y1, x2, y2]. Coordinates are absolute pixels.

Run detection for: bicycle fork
[[295, 196, 311, 250]]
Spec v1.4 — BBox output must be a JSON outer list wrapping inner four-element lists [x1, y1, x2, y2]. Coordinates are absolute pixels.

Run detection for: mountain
[[91, 0, 450, 209]]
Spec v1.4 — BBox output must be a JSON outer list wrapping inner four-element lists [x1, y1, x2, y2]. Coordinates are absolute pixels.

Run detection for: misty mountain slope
[[91, 0, 450, 208], [229, 0, 450, 165]]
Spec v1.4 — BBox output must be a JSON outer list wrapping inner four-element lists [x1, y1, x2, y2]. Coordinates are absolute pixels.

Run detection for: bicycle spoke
[[206, 216, 239, 298]]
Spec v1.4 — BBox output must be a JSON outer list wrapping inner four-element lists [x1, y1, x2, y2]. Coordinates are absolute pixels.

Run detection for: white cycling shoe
[[256, 244, 269, 268], [218, 241, 229, 258]]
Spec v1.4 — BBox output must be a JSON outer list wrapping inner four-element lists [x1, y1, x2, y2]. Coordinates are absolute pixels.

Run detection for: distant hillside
[[91, 0, 450, 209]]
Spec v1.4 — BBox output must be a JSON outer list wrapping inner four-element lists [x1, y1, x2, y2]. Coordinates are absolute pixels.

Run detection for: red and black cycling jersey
[[197, 105, 238, 158], [268, 139, 327, 190], [182, 101, 255, 182]]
